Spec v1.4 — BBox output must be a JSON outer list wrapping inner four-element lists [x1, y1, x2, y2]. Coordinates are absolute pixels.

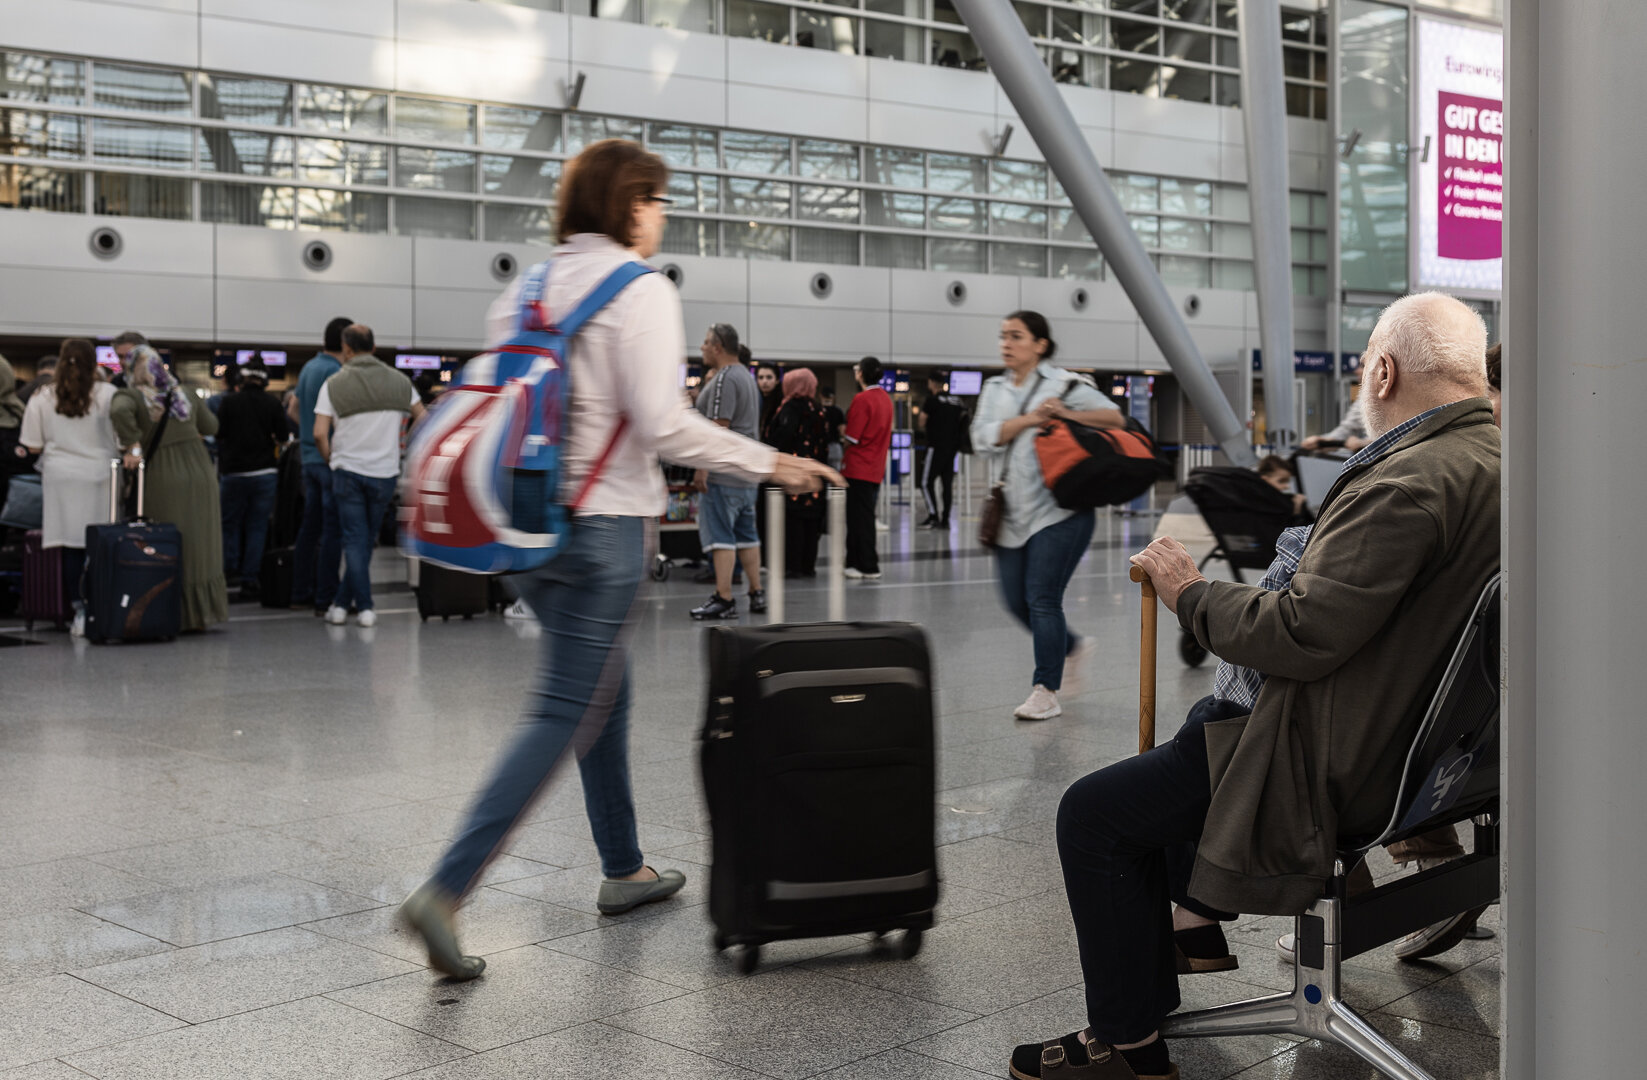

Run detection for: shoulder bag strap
[[991, 373, 1044, 486]]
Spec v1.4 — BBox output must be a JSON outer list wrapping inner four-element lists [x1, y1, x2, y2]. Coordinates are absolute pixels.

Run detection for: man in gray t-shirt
[[690, 323, 766, 621]]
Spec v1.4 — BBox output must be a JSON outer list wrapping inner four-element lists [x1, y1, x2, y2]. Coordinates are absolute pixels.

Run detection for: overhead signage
[[1252, 350, 1341, 375], [1416, 18, 1504, 294]]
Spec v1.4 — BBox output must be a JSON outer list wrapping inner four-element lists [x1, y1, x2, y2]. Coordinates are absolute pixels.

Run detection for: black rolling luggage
[[415, 559, 490, 621], [702, 486, 938, 974], [260, 546, 295, 609], [84, 461, 182, 644]]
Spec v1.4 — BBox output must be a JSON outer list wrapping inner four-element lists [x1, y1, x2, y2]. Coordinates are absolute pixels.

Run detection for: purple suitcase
[[21, 529, 69, 631]]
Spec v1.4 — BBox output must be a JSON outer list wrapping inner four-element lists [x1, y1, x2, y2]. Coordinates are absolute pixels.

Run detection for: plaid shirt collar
[[1339, 403, 1453, 473]]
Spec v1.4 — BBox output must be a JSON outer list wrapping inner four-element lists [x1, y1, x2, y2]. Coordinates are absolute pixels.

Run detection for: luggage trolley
[[1177, 466, 1310, 667], [650, 463, 703, 581]]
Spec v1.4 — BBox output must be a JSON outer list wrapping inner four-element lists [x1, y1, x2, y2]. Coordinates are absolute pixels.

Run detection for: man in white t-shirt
[[313, 323, 424, 626]]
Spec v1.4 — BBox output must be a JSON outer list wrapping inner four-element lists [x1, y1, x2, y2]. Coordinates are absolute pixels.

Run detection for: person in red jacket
[[841, 356, 893, 579]]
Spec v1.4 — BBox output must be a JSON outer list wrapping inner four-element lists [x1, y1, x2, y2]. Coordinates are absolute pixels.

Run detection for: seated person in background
[[1254, 453, 1312, 523], [1300, 390, 1369, 451], [1009, 292, 1500, 1080]]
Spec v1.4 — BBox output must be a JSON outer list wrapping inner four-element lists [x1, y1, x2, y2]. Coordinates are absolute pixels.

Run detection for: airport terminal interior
[[12, 0, 1636, 1075]]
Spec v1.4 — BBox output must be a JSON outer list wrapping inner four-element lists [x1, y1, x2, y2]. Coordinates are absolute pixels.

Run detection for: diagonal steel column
[[1239, 0, 1298, 448], [952, 0, 1255, 466]]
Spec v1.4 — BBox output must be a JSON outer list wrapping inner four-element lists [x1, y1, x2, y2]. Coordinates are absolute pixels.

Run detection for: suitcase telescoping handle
[[764, 482, 847, 624], [110, 457, 147, 523]]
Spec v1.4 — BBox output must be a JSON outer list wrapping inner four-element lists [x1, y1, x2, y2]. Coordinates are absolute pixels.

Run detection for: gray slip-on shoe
[[597, 867, 687, 915], [399, 882, 486, 981]]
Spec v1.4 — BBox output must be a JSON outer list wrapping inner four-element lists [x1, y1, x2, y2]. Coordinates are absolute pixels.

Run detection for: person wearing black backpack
[[971, 311, 1126, 722], [916, 369, 968, 529]]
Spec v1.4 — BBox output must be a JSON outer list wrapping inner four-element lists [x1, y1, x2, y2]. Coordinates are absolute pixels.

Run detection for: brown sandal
[[1008, 1032, 1180, 1080]]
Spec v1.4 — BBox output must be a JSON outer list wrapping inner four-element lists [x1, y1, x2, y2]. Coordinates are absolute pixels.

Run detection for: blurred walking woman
[[18, 339, 118, 631], [768, 367, 830, 577], [111, 346, 228, 631], [401, 139, 840, 981], [971, 311, 1124, 721]]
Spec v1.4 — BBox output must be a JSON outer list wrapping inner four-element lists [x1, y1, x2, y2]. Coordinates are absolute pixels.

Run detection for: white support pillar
[[1503, 0, 1647, 1074]]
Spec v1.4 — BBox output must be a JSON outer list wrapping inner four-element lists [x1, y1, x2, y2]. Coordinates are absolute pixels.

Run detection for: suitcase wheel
[[1178, 630, 1208, 668], [737, 944, 760, 975], [650, 555, 669, 582], [898, 928, 923, 960]]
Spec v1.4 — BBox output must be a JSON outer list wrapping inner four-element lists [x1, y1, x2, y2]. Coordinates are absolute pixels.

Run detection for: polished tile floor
[[0, 504, 1500, 1079]]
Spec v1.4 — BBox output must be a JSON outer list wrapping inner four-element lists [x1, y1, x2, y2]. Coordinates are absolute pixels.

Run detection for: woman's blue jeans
[[994, 509, 1096, 691], [434, 515, 651, 897]]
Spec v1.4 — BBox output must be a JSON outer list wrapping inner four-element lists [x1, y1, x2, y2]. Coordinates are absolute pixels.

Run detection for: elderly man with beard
[[1008, 292, 1501, 1080]]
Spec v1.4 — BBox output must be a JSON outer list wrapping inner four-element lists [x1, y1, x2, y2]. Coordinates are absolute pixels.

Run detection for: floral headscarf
[[0, 355, 23, 430], [781, 367, 818, 406], [127, 345, 191, 422]]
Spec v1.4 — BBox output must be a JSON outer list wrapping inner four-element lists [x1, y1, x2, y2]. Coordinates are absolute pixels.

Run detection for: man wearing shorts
[[690, 323, 766, 619]]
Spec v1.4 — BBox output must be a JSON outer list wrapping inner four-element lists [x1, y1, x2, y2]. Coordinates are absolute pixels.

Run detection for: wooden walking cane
[[1130, 565, 1157, 753]]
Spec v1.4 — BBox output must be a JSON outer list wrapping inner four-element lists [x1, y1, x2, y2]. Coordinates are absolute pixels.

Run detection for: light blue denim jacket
[[969, 363, 1115, 549]]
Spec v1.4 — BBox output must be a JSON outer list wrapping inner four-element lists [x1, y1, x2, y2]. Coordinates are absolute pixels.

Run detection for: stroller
[[1177, 466, 1310, 667]]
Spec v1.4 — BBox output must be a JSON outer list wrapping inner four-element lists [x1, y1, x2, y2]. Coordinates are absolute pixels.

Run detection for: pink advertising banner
[[1436, 90, 1503, 261]]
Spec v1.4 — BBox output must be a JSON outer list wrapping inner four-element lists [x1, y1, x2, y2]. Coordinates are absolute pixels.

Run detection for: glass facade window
[[1160, 254, 1211, 286], [866, 147, 923, 189], [1, 53, 85, 105], [723, 131, 791, 174], [93, 119, 193, 169], [990, 158, 1045, 201], [198, 130, 293, 177], [992, 242, 1047, 277], [795, 226, 860, 265], [668, 170, 720, 213], [864, 190, 924, 230], [564, 114, 644, 150], [662, 215, 720, 256], [297, 139, 389, 186], [797, 8, 858, 53], [928, 153, 985, 193], [648, 123, 716, 168], [864, 19, 922, 62], [798, 184, 860, 223], [929, 196, 984, 233], [94, 173, 191, 219], [726, 177, 791, 218], [482, 155, 559, 200], [0, 110, 85, 159], [724, 221, 790, 259], [396, 97, 475, 144], [1052, 245, 1102, 280], [727, 0, 792, 43], [297, 85, 387, 134], [0, 164, 85, 213], [297, 188, 388, 233], [1161, 217, 1212, 251], [94, 63, 191, 115], [202, 181, 296, 228], [396, 147, 478, 192], [486, 203, 556, 244], [990, 200, 1047, 239], [865, 232, 924, 269], [200, 76, 293, 126], [396, 196, 476, 239], [798, 139, 859, 181], [644, 0, 716, 32], [485, 107, 562, 152], [931, 237, 985, 272]]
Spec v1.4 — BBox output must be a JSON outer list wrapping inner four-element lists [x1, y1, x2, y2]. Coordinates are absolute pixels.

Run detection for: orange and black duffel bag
[[1036, 409, 1171, 510]]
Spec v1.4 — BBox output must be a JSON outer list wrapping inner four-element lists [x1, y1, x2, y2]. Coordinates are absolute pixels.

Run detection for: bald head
[[1360, 292, 1489, 437]]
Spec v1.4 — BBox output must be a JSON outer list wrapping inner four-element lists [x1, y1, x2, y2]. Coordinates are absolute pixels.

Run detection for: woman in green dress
[[111, 346, 228, 632]]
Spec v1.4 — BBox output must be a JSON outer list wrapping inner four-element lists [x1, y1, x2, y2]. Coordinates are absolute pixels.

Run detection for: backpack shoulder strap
[[554, 262, 657, 340], [516, 260, 555, 333]]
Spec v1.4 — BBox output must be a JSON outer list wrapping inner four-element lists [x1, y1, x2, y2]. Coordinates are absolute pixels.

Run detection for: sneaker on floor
[[502, 598, 534, 620], [1060, 636, 1099, 700], [324, 605, 348, 625], [69, 609, 86, 638], [875, 519, 889, 531], [1013, 684, 1062, 721], [747, 589, 767, 614], [690, 593, 738, 620], [858, 570, 882, 580], [1276, 932, 1296, 964], [843, 567, 864, 579], [1394, 903, 1491, 960], [356, 608, 377, 628], [597, 867, 687, 914]]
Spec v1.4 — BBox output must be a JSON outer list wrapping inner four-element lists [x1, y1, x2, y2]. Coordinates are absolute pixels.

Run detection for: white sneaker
[[859, 570, 882, 580], [357, 608, 377, 628], [503, 598, 534, 620], [325, 605, 348, 625], [875, 519, 889, 532], [1061, 636, 1098, 700], [1013, 685, 1062, 721], [843, 567, 864, 579], [1276, 932, 1296, 963], [69, 609, 86, 638]]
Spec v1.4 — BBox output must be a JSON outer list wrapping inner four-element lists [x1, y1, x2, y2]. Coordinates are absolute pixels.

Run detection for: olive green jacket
[[1178, 399, 1501, 915]]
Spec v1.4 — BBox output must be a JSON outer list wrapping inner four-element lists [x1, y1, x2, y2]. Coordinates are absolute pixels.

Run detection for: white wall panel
[[890, 268, 1017, 317], [1113, 93, 1222, 143], [412, 237, 533, 292], [746, 262, 889, 310], [868, 103, 993, 157], [581, 65, 727, 129], [216, 280, 413, 342], [398, 0, 567, 56], [0, 211, 212, 276], [747, 306, 890, 361], [0, 0, 199, 68], [866, 55, 994, 114], [215, 227, 413, 287], [396, 41, 567, 106], [0, 268, 212, 340], [1186, 325, 1249, 367], [891, 312, 1005, 366], [202, 0, 394, 38], [729, 86, 867, 144], [408, 288, 496, 348], [201, 18, 397, 87], [1045, 318, 1142, 368], [568, 15, 725, 81], [1018, 277, 1108, 324], [1177, 287, 1245, 329], [655, 255, 750, 308], [1112, 131, 1222, 181]]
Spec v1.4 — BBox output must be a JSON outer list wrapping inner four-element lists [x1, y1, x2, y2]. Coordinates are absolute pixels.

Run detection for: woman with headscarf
[[18, 340, 120, 631], [767, 367, 830, 577], [111, 345, 227, 631], [0, 354, 31, 513]]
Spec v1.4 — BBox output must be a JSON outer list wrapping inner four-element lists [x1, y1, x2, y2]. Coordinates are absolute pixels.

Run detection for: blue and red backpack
[[400, 258, 654, 573]]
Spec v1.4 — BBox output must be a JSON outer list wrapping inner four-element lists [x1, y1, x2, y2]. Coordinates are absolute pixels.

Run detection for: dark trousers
[[1057, 695, 1247, 1044], [786, 505, 823, 576], [844, 478, 880, 574], [220, 473, 279, 588], [61, 546, 85, 610], [292, 462, 340, 609], [920, 446, 956, 523]]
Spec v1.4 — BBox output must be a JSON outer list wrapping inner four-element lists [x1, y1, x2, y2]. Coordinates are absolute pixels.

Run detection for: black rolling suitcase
[[260, 546, 295, 609], [84, 461, 182, 644], [415, 559, 490, 621], [702, 486, 938, 974]]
